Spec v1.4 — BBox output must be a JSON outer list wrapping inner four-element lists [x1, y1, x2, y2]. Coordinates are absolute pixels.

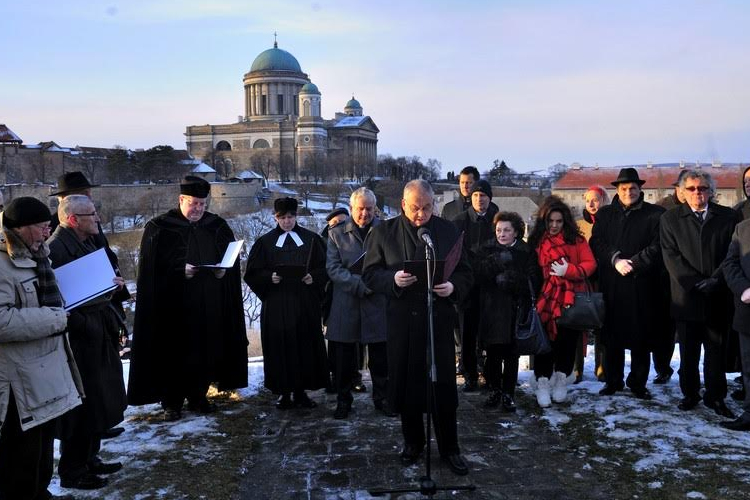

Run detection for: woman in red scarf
[[527, 196, 597, 408]]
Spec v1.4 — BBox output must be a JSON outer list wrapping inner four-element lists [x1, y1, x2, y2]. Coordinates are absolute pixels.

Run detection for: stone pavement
[[238, 375, 612, 500]]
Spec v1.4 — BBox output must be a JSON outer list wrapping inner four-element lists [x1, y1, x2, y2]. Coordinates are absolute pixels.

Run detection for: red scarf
[[535, 232, 577, 340]]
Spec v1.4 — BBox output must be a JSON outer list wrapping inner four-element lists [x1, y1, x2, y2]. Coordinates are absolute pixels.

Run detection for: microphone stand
[[369, 243, 475, 498]]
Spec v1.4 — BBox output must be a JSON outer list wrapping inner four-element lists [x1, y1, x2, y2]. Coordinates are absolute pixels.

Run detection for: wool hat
[[325, 207, 349, 222], [274, 197, 298, 215], [469, 179, 493, 198], [611, 167, 646, 186], [180, 176, 211, 198], [3, 197, 52, 228], [672, 169, 690, 187], [50, 171, 99, 196]]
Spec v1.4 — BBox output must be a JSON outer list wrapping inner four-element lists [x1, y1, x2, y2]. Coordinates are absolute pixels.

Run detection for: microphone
[[417, 227, 434, 249]]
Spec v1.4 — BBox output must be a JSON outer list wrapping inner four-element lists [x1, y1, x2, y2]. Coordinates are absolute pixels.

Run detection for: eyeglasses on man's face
[[74, 212, 98, 217], [683, 185, 709, 193]]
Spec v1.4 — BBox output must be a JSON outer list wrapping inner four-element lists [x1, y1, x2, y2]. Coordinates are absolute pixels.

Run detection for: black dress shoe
[[163, 408, 182, 421], [333, 400, 350, 419], [88, 460, 123, 475], [483, 391, 502, 409], [374, 400, 398, 417], [720, 416, 750, 431], [442, 454, 469, 476], [704, 399, 736, 419], [631, 387, 653, 400], [599, 382, 624, 396], [653, 370, 673, 384], [678, 396, 701, 411], [293, 392, 318, 408], [353, 382, 368, 393], [461, 379, 478, 393], [60, 473, 108, 490], [101, 426, 125, 439], [187, 399, 218, 413], [399, 444, 423, 466], [731, 388, 746, 401], [501, 394, 517, 413], [276, 394, 295, 410]]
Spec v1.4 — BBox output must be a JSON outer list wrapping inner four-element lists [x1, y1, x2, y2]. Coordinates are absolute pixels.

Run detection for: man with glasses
[[661, 170, 741, 418], [48, 195, 127, 490]]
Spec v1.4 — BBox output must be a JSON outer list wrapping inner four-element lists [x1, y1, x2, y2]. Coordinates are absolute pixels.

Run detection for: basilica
[[185, 40, 379, 181]]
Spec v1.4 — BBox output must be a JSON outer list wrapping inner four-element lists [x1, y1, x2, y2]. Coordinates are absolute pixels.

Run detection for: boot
[[551, 372, 574, 403], [483, 390, 502, 408], [535, 377, 551, 408]]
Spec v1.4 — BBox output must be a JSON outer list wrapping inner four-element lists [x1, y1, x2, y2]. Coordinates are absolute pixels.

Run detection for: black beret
[[274, 197, 298, 215], [180, 176, 211, 198], [325, 207, 349, 222], [470, 179, 493, 198], [3, 197, 52, 229]]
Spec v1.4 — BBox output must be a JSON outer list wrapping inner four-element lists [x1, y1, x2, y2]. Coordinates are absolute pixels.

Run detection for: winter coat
[[0, 226, 83, 432], [576, 211, 594, 242], [733, 165, 750, 221], [326, 219, 386, 344], [589, 195, 667, 349], [441, 195, 499, 222], [661, 202, 741, 324], [363, 214, 473, 413], [48, 225, 127, 435], [657, 192, 683, 211], [474, 239, 542, 346], [722, 219, 750, 334]]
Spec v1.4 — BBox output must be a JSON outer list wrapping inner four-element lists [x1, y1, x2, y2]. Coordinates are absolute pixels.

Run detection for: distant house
[[552, 163, 744, 216], [232, 170, 265, 186], [191, 162, 217, 182]]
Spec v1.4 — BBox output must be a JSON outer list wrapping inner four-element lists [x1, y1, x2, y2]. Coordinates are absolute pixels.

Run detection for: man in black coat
[[451, 179, 499, 391], [734, 165, 750, 220], [440, 166, 480, 221], [363, 179, 474, 476], [590, 168, 666, 400], [721, 219, 750, 430], [661, 170, 741, 418], [48, 195, 127, 490], [127, 176, 248, 421]]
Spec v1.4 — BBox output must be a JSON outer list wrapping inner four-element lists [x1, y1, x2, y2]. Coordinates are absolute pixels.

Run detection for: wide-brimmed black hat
[[180, 175, 211, 198], [50, 171, 99, 196], [274, 197, 298, 215], [611, 167, 646, 186]]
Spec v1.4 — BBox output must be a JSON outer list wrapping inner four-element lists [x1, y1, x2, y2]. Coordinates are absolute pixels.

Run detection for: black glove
[[695, 277, 720, 294]]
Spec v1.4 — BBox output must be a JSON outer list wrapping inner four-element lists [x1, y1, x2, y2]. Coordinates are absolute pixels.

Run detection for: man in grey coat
[[326, 188, 392, 419]]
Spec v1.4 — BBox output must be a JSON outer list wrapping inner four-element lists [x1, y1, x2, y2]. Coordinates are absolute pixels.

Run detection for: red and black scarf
[[535, 232, 577, 340]]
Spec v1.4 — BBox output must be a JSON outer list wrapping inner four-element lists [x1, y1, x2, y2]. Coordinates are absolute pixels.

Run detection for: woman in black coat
[[475, 212, 542, 411]]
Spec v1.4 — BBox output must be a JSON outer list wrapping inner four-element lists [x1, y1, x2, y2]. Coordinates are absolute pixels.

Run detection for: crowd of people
[[0, 164, 749, 497]]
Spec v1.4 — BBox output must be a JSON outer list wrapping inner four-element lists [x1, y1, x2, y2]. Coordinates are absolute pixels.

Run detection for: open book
[[199, 240, 244, 269], [53, 248, 118, 311], [403, 232, 463, 290]]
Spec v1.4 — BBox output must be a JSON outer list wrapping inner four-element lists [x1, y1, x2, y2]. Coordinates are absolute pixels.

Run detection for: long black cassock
[[127, 209, 248, 406], [244, 223, 329, 394]]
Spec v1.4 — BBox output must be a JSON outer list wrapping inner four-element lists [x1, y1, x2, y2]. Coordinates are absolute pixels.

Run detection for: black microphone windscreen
[[417, 227, 431, 240]]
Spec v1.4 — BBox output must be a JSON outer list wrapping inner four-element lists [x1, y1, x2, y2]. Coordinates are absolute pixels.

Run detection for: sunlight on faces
[[14, 222, 51, 252], [72, 202, 100, 238], [179, 195, 206, 222], [459, 173, 475, 197], [617, 182, 641, 207], [744, 170, 750, 196], [584, 190, 603, 215], [547, 210, 564, 236], [276, 213, 297, 232], [495, 221, 517, 246], [683, 177, 711, 211], [350, 196, 375, 228], [402, 189, 433, 227], [471, 192, 490, 214]]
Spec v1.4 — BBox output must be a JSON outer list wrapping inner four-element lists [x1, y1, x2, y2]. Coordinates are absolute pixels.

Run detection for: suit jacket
[[723, 219, 750, 334], [661, 202, 741, 323]]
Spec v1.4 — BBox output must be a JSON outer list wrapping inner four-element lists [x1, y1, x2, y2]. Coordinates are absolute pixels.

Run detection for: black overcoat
[[48, 226, 127, 435], [244, 224, 329, 394], [722, 220, 750, 335], [660, 202, 741, 325], [474, 238, 542, 346], [589, 195, 666, 349], [127, 209, 248, 405], [362, 214, 473, 413]]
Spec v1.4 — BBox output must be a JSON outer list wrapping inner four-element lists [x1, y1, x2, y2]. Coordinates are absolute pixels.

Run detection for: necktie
[[696, 211, 705, 223]]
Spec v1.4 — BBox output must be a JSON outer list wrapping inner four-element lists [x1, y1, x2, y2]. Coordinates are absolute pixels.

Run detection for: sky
[[3, 0, 750, 175]]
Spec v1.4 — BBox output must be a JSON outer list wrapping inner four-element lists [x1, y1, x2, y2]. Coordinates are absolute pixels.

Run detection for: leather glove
[[695, 277, 720, 294]]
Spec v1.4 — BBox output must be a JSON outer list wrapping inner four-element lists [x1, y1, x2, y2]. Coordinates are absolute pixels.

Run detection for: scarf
[[535, 232, 576, 340], [3, 227, 63, 308]]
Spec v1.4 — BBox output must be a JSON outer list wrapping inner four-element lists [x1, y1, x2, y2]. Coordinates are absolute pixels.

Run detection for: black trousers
[[604, 337, 650, 391], [401, 400, 459, 457], [484, 343, 519, 396], [59, 427, 101, 481], [0, 393, 55, 500], [677, 320, 728, 402], [652, 318, 676, 376], [162, 371, 210, 411], [534, 326, 578, 379], [459, 299, 481, 382], [329, 340, 388, 404]]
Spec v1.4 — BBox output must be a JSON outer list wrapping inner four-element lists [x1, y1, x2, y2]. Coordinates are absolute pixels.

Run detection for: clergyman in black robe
[[244, 197, 329, 410], [127, 176, 248, 421]]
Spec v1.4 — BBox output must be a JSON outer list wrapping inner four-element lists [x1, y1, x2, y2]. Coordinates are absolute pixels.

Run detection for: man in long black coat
[[127, 176, 248, 421], [363, 179, 474, 476], [48, 195, 127, 489], [244, 197, 329, 409], [661, 170, 741, 418], [589, 168, 666, 400]]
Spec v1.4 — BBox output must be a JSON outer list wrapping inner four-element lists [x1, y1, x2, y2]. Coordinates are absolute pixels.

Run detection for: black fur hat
[[274, 197, 298, 215], [180, 176, 211, 198]]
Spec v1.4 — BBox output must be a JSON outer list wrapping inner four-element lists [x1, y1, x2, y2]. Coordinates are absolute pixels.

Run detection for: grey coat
[[723, 219, 750, 334], [326, 219, 386, 344]]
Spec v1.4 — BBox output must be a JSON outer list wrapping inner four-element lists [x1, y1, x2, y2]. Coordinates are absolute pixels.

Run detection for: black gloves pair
[[695, 277, 720, 294]]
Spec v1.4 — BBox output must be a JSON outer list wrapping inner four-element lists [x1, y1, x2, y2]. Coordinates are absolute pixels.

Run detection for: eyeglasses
[[683, 186, 710, 193], [74, 212, 98, 217]]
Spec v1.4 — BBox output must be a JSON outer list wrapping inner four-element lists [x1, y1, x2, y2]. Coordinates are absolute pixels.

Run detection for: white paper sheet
[[53, 248, 118, 311], [199, 240, 244, 268]]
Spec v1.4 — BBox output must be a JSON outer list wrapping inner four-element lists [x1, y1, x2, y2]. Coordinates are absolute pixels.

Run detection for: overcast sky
[[3, 0, 749, 174]]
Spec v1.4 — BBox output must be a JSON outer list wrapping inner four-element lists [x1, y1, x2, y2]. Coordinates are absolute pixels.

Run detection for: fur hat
[[50, 171, 99, 196], [274, 197, 298, 215], [611, 167, 646, 187], [180, 176, 211, 198], [3, 197, 52, 228], [470, 179, 493, 198], [325, 207, 349, 222]]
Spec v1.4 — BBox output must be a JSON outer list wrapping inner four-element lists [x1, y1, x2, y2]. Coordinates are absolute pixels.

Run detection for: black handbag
[[556, 278, 605, 331], [515, 279, 551, 356]]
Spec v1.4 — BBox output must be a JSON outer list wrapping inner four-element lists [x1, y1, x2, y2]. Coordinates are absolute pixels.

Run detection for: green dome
[[345, 97, 362, 109], [300, 82, 320, 94], [250, 46, 302, 73]]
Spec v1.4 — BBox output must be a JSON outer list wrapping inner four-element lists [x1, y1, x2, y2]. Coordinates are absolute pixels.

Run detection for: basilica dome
[[250, 44, 302, 73]]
